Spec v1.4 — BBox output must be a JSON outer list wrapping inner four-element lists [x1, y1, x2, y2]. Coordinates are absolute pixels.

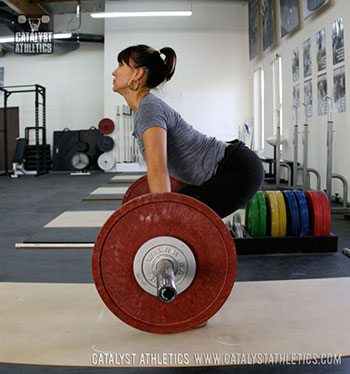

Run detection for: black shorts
[[177, 140, 264, 218]]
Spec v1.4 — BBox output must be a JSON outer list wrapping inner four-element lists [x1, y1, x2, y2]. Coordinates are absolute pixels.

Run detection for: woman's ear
[[134, 67, 146, 81]]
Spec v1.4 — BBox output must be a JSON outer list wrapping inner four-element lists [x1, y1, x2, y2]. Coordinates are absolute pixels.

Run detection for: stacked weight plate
[[245, 190, 331, 238], [245, 191, 266, 237], [97, 118, 116, 171]]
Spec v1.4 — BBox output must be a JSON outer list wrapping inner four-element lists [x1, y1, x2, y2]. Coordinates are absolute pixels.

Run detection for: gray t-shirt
[[133, 93, 226, 186]]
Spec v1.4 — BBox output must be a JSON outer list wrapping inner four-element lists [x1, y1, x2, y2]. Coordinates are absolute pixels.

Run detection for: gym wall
[[103, 0, 253, 142], [252, 0, 350, 197]]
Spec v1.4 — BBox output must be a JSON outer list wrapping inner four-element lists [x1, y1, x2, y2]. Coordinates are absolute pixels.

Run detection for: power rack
[[0, 84, 48, 176]]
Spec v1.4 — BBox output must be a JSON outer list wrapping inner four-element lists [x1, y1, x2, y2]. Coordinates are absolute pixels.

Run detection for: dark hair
[[117, 44, 177, 89]]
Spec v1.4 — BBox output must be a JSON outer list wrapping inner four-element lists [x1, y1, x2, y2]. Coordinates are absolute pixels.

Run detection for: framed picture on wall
[[317, 73, 328, 116], [316, 28, 326, 71], [303, 38, 312, 78], [280, 0, 299, 37], [304, 79, 313, 117], [249, 0, 259, 60], [303, 0, 329, 19], [333, 66, 346, 113], [262, 0, 275, 51], [292, 47, 300, 82], [332, 17, 345, 65]]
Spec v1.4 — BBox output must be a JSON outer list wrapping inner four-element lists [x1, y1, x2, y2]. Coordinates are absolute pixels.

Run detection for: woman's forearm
[[147, 169, 171, 193]]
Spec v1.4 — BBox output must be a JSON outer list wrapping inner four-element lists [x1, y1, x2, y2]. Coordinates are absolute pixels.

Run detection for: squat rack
[[0, 84, 47, 176]]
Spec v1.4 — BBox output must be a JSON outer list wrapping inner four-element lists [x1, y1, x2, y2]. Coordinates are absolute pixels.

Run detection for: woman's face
[[112, 60, 134, 93]]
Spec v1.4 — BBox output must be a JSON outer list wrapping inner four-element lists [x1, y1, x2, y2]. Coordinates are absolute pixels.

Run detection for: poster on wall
[[262, 0, 275, 51], [303, 38, 312, 78], [316, 28, 326, 71], [332, 17, 345, 65], [317, 73, 328, 116], [280, 0, 299, 37], [304, 79, 313, 117], [303, 0, 329, 19], [333, 66, 346, 113], [249, 0, 259, 61], [293, 83, 300, 121], [292, 47, 300, 82]]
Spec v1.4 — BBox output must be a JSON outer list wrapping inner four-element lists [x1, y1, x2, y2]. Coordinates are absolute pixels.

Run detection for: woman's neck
[[123, 90, 150, 113]]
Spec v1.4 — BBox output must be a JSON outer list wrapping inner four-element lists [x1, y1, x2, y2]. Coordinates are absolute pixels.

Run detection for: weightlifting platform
[[1, 278, 349, 367], [2, 171, 350, 372]]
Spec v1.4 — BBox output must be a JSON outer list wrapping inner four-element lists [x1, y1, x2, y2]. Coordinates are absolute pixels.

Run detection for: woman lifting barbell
[[112, 44, 264, 218]]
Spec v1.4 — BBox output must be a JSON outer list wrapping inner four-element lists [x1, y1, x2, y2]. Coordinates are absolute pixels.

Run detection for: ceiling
[[0, 0, 104, 16], [0, 0, 248, 17]]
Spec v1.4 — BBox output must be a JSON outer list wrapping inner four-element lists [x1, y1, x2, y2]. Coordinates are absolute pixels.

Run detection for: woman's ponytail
[[159, 47, 177, 82]]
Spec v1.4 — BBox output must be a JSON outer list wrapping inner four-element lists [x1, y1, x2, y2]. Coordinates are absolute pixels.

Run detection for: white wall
[[104, 0, 252, 142], [0, 13, 104, 146], [1, 1, 252, 155], [253, 0, 350, 194]]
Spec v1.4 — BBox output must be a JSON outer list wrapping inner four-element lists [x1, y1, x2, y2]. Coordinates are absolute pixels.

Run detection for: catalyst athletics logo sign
[[15, 15, 54, 54]]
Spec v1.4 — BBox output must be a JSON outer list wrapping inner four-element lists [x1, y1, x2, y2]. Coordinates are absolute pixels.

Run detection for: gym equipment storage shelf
[[233, 234, 338, 255]]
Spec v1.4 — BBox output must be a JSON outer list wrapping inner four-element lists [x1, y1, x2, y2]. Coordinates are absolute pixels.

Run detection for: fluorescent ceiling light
[[0, 36, 14, 43], [91, 11, 192, 18], [0, 33, 72, 43], [53, 33, 72, 39]]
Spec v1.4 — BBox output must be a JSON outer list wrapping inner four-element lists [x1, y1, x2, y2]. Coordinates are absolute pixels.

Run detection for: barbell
[[92, 176, 237, 334]]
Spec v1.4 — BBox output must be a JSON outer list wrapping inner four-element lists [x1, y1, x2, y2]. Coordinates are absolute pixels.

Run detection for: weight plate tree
[[92, 192, 237, 334]]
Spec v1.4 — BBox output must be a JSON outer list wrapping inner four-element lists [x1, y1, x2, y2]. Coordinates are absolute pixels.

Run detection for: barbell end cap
[[155, 259, 177, 304]]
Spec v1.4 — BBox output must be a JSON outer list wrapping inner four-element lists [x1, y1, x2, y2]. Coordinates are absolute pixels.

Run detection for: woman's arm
[[142, 126, 171, 193]]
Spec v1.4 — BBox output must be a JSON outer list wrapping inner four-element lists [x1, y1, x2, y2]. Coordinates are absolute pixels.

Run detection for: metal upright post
[[34, 85, 40, 173], [42, 85, 47, 173], [302, 103, 309, 191], [292, 105, 298, 189], [326, 96, 333, 203], [42, 86, 46, 142], [275, 109, 281, 188], [116, 106, 120, 163], [2, 89, 9, 175]]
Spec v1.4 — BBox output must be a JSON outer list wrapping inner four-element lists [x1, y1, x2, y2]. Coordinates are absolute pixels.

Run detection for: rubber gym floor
[[0, 171, 349, 373]]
